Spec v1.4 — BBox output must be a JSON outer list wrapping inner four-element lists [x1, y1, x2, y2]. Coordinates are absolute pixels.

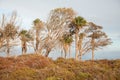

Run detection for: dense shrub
[[0, 54, 120, 80]]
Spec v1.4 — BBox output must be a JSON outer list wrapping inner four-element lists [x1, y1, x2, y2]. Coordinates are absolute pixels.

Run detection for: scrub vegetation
[[0, 54, 120, 80], [0, 8, 115, 80]]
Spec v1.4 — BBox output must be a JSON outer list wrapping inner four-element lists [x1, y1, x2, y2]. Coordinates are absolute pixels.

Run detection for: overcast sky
[[0, 0, 120, 59]]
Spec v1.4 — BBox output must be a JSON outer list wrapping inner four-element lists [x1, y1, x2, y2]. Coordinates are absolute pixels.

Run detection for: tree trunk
[[36, 30, 39, 54], [69, 46, 71, 58], [22, 41, 27, 55], [64, 52, 67, 59], [61, 49, 64, 58], [63, 44, 68, 59], [91, 39, 95, 61], [79, 39, 83, 61], [45, 48, 50, 57], [6, 39, 10, 57], [75, 32, 79, 60]]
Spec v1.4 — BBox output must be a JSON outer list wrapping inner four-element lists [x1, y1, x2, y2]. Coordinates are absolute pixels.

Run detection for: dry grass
[[0, 54, 120, 80]]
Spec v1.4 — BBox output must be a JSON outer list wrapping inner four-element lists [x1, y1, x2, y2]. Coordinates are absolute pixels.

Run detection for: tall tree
[[44, 8, 75, 57], [19, 30, 33, 55], [41, 30, 59, 57], [69, 16, 87, 60], [87, 22, 112, 60], [33, 18, 43, 54], [0, 15, 5, 49]]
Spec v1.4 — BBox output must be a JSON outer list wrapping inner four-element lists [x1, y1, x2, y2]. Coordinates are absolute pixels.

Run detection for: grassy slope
[[0, 54, 120, 80]]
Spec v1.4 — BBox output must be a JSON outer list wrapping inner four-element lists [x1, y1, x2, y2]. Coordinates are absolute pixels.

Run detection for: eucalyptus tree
[[47, 8, 75, 32], [0, 15, 5, 49], [87, 22, 112, 60], [78, 33, 86, 60], [43, 31, 59, 57], [33, 18, 44, 54], [45, 8, 75, 57], [19, 30, 33, 55], [69, 16, 87, 60]]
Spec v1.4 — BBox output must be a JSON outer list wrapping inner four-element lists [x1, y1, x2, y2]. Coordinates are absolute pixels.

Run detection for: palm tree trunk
[[91, 39, 95, 61], [63, 45, 67, 59], [22, 41, 27, 55], [75, 32, 79, 60]]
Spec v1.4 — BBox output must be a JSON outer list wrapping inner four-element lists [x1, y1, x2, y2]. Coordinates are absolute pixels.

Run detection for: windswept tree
[[33, 18, 44, 54], [4, 23, 18, 56], [19, 30, 33, 55], [47, 8, 75, 32], [0, 15, 5, 49], [0, 12, 19, 57], [78, 33, 86, 60], [59, 33, 73, 58], [44, 8, 75, 57], [69, 16, 87, 60], [39, 30, 59, 57], [87, 22, 112, 60]]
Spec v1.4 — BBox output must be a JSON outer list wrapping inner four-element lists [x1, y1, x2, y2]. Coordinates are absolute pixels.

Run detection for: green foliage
[[46, 76, 58, 80], [74, 16, 87, 28], [0, 67, 38, 80], [33, 18, 40, 25], [19, 30, 27, 35], [19, 29, 33, 41], [9, 67, 38, 80], [61, 34, 73, 45], [76, 72, 91, 80]]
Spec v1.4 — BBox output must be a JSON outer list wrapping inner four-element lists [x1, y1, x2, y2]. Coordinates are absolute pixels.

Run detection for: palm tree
[[70, 16, 87, 60], [19, 30, 33, 55], [59, 33, 73, 58], [4, 23, 18, 57], [33, 18, 43, 54], [0, 12, 18, 57]]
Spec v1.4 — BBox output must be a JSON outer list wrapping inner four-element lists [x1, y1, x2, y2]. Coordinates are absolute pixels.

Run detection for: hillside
[[0, 54, 120, 80]]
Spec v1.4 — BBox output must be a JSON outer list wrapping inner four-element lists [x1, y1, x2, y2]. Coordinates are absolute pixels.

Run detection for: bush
[[76, 72, 91, 80], [0, 67, 39, 80]]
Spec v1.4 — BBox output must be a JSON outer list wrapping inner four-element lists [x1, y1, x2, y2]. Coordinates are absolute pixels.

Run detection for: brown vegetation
[[0, 54, 119, 80]]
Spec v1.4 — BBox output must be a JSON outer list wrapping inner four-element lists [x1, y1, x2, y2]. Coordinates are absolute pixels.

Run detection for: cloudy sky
[[0, 0, 120, 59]]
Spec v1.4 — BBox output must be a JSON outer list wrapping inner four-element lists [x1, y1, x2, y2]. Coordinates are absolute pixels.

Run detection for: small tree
[[59, 33, 73, 58], [19, 30, 33, 55], [33, 18, 43, 54], [0, 12, 19, 57]]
